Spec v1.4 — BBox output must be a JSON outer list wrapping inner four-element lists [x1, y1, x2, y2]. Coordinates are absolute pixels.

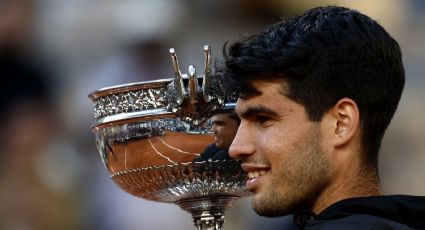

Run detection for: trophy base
[[175, 195, 240, 230]]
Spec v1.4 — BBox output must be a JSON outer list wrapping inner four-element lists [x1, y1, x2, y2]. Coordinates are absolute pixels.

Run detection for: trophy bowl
[[89, 46, 248, 229]]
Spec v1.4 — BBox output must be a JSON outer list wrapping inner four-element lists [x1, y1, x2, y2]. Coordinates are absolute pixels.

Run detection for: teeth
[[248, 170, 266, 179]]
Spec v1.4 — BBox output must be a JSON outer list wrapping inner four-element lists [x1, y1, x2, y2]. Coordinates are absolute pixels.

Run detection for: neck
[[311, 162, 381, 214]]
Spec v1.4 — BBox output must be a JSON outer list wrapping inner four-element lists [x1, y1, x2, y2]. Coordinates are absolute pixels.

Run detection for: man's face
[[211, 113, 239, 149], [229, 80, 332, 216]]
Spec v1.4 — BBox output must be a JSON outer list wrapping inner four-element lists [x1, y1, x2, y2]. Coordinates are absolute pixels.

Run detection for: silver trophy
[[89, 46, 248, 230]]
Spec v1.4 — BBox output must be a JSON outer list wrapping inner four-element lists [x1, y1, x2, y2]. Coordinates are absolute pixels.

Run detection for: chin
[[253, 199, 291, 217], [254, 207, 290, 218]]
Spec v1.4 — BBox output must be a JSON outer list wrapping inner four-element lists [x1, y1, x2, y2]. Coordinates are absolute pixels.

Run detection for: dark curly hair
[[223, 6, 405, 169]]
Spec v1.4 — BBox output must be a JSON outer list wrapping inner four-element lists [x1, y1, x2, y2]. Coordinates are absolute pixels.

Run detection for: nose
[[229, 122, 255, 159], [210, 124, 217, 133]]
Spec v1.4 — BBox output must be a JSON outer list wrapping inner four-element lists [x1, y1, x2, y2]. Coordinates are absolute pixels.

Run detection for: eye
[[255, 115, 271, 124], [213, 121, 225, 126]]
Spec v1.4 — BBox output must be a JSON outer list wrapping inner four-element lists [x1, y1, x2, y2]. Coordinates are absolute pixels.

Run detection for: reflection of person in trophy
[[194, 110, 240, 162], [223, 6, 425, 229]]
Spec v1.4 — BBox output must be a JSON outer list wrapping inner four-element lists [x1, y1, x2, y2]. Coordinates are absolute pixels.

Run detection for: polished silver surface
[[111, 160, 248, 202], [89, 46, 246, 230]]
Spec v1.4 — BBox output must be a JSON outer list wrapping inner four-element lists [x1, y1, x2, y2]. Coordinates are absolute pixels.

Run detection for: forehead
[[234, 80, 310, 121], [212, 113, 231, 121]]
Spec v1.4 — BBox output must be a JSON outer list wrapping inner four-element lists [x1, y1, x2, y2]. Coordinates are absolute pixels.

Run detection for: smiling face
[[211, 113, 239, 149], [229, 80, 332, 217]]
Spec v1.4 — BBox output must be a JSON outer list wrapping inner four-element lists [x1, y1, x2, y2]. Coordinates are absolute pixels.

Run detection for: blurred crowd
[[1, 0, 424, 229]]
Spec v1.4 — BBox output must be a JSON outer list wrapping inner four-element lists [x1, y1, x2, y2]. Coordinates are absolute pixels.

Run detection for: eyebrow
[[238, 105, 279, 120]]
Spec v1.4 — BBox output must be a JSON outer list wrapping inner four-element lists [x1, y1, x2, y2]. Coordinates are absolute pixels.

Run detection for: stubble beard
[[252, 130, 331, 217]]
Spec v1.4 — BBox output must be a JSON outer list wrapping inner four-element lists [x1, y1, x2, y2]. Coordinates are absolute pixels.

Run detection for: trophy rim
[[90, 108, 172, 129], [90, 102, 237, 129], [88, 78, 173, 101]]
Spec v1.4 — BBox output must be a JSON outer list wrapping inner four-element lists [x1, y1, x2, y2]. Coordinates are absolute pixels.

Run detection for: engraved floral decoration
[[93, 88, 167, 119]]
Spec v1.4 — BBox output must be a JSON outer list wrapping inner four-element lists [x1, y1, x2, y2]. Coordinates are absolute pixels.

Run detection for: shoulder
[[193, 144, 220, 162], [307, 214, 415, 230], [305, 195, 425, 230]]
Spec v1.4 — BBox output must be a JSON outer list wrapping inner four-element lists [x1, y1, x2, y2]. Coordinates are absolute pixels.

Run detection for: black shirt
[[294, 195, 425, 229], [193, 143, 232, 162]]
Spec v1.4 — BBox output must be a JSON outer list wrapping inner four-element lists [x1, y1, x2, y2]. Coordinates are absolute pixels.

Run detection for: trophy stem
[[175, 195, 240, 230], [193, 210, 224, 230]]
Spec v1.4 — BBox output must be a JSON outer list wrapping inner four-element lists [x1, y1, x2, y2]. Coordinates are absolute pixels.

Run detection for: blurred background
[[0, 0, 424, 229]]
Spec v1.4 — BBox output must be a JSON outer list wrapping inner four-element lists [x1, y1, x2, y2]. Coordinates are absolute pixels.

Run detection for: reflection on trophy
[[89, 46, 248, 230]]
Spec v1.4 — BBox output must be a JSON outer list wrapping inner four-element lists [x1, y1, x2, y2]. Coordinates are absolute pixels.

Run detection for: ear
[[324, 98, 361, 147]]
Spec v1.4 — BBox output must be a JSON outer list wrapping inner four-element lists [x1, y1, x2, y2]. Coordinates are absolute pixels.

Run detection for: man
[[195, 111, 239, 161], [223, 6, 425, 229]]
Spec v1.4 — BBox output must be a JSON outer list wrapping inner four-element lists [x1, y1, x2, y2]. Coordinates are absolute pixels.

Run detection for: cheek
[[260, 127, 291, 152], [228, 129, 238, 139], [215, 127, 223, 134], [258, 131, 287, 165], [261, 126, 310, 172]]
